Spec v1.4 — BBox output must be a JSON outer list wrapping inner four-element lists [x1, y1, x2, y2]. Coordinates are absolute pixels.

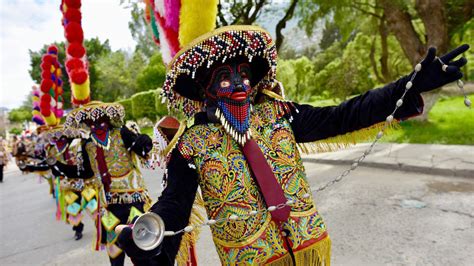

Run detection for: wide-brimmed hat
[[162, 25, 278, 118], [39, 124, 84, 143], [64, 101, 125, 129]]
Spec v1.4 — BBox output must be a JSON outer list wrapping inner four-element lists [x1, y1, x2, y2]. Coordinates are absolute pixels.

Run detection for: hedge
[[155, 88, 168, 117], [131, 89, 157, 121], [117, 98, 133, 121]]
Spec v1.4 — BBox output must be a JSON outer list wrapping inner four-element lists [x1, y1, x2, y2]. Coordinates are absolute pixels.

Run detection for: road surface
[[1, 162, 472, 265]]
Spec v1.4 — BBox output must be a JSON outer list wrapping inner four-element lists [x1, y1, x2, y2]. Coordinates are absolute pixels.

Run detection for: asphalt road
[[1, 162, 472, 265]]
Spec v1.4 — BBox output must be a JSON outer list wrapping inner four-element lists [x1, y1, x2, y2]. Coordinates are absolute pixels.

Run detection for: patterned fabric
[[85, 128, 149, 205], [178, 100, 328, 264]]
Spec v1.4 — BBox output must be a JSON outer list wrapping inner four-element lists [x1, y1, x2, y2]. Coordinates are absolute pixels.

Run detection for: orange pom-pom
[[65, 0, 81, 9], [65, 22, 84, 43], [65, 58, 84, 72], [70, 68, 88, 84], [65, 8, 82, 23], [40, 79, 53, 93], [67, 43, 86, 58]]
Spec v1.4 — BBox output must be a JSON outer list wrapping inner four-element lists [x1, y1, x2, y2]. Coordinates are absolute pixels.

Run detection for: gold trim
[[291, 205, 317, 217], [168, 25, 274, 70], [212, 214, 272, 248], [162, 120, 187, 157], [262, 89, 285, 101]]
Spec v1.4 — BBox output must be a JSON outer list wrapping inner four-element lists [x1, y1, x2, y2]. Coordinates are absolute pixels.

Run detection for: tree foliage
[[136, 54, 166, 93], [8, 107, 32, 123]]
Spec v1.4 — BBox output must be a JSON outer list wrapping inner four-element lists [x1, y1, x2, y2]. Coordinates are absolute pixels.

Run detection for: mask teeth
[[215, 108, 220, 118]]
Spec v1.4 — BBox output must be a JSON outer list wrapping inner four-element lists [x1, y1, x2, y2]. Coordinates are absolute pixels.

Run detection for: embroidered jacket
[[149, 78, 424, 265]]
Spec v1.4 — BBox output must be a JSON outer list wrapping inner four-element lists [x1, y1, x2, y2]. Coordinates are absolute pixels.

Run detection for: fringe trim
[[297, 121, 400, 154], [175, 192, 206, 266], [267, 235, 331, 266]]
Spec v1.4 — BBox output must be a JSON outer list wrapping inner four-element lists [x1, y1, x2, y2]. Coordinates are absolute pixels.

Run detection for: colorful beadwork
[[65, 101, 125, 129], [162, 25, 278, 119]]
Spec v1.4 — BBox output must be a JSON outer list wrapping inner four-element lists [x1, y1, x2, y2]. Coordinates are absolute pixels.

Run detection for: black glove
[[116, 226, 162, 264], [412, 44, 469, 93]]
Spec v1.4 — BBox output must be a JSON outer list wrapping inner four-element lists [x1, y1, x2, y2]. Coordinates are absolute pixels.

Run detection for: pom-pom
[[55, 109, 64, 118], [65, 22, 84, 43], [65, 8, 82, 23], [65, 58, 84, 72], [43, 113, 57, 125], [40, 62, 52, 71], [41, 70, 52, 79], [65, 0, 81, 9], [70, 68, 88, 84], [71, 77, 90, 100], [41, 93, 52, 103], [67, 42, 86, 58], [42, 54, 56, 65], [47, 45, 58, 55], [40, 79, 53, 93], [32, 116, 45, 125]]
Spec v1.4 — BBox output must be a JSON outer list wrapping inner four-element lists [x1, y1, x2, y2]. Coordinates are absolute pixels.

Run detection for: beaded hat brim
[[40, 125, 84, 142], [64, 101, 125, 129], [162, 25, 278, 118]]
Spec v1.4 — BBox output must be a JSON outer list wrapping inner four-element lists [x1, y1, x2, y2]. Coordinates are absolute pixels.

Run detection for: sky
[[0, 0, 137, 109]]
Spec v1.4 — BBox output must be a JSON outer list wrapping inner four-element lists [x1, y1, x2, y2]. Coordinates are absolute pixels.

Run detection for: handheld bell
[[132, 212, 166, 251]]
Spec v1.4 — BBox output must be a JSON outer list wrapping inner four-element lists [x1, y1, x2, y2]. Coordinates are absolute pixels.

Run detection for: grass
[[382, 95, 474, 145]]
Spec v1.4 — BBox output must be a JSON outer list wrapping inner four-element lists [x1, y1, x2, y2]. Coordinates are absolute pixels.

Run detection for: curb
[[302, 158, 474, 179]]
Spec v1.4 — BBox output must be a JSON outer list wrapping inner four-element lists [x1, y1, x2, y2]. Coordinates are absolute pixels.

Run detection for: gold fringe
[[267, 236, 331, 266], [297, 121, 400, 154], [176, 192, 206, 266]]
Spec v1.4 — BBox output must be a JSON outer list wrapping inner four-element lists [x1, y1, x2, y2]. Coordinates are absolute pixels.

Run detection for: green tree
[[136, 54, 166, 93], [8, 107, 32, 123]]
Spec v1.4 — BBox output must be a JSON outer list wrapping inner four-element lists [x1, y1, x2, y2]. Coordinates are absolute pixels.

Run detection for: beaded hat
[[65, 101, 125, 129], [39, 124, 84, 143], [162, 25, 278, 118]]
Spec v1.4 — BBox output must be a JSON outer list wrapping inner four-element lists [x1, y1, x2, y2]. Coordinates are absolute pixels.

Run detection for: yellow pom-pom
[[32, 96, 39, 102], [50, 65, 55, 73], [44, 113, 58, 126], [71, 78, 90, 101], [32, 110, 41, 116], [179, 0, 218, 47]]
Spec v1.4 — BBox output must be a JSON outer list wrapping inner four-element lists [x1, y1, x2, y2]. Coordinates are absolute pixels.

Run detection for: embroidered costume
[[40, 125, 96, 240], [65, 101, 153, 265], [117, 24, 430, 266]]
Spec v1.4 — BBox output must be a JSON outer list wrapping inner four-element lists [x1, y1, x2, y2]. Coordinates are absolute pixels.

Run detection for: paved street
[[1, 159, 473, 265]]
